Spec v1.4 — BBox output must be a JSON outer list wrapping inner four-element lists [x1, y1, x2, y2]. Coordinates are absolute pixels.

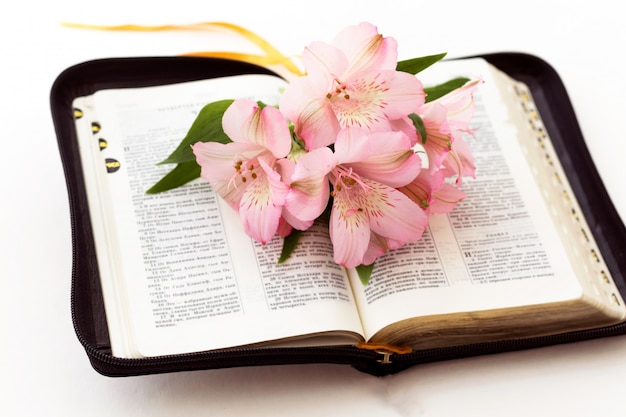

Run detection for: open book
[[71, 57, 626, 360]]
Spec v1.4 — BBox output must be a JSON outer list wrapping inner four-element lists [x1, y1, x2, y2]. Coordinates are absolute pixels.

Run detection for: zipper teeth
[[76, 329, 379, 368]]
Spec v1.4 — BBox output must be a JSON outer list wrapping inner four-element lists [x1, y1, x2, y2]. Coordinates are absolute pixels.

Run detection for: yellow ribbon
[[61, 21, 304, 78]]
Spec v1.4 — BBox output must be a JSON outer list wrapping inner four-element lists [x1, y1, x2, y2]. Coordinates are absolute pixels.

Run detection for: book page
[[348, 58, 625, 341], [74, 75, 364, 358]]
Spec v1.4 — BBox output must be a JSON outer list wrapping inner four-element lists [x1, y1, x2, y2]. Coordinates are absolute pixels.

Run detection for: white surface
[[2, 1, 626, 416]]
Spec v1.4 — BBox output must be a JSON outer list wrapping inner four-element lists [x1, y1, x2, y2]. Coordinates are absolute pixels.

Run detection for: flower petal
[[329, 175, 427, 268], [281, 209, 314, 232], [334, 127, 421, 188], [397, 167, 467, 216], [331, 22, 398, 79], [418, 102, 453, 174], [277, 216, 295, 238], [284, 147, 335, 222], [361, 232, 390, 266], [222, 98, 291, 157], [362, 180, 427, 247], [329, 191, 371, 268], [423, 79, 480, 183], [432, 79, 481, 139], [378, 70, 426, 118], [430, 183, 466, 214], [386, 116, 419, 147], [442, 135, 476, 183], [302, 41, 348, 80], [328, 70, 424, 130], [192, 141, 265, 209], [238, 159, 289, 244], [279, 77, 341, 150], [398, 168, 445, 210]]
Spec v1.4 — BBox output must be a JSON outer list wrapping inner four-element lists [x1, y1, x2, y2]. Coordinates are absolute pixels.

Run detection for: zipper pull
[[356, 342, 412, 364], [375, 349, 394, 364]]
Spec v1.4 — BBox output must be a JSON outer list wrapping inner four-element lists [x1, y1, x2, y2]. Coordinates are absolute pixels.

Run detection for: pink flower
[[419, 79, 481, 183], [417, 102, 454, 175], [429, 182, 466, 214], [279, 22, 426, 150], [277, 146, 335, 230], [328, 127, 427, 268], [192, 99, 292, 244], [398, 168, 466, 215]]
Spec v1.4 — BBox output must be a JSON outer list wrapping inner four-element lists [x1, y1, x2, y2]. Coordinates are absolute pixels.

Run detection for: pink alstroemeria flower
[[419, 79, 481, 183], [192, 99, 291, 244], [399, 168, 466, 216], [277, 146, 335, 231], [328, 127, 427, 268], [279, 22, 426, 150], [417, 102, 454, 175]]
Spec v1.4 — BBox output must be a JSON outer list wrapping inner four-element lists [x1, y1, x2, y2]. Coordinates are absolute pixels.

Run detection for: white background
[[2, 1, 626, 416]]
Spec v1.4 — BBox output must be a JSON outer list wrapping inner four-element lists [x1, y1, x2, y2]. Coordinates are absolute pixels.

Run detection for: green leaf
[[158, 99, 234, 165], [278, 230, 303, 263], [355, 263, 375, 286], [396, 53, 447, 75], [408, 113, 427, 144], [424, 77, 470, 102], [146, 160, 201, 194]]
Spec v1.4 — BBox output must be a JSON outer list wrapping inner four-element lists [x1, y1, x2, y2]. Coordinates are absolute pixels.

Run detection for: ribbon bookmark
[[62, 21, 304, 78]]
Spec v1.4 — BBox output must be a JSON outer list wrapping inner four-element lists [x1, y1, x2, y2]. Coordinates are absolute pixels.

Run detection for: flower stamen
[[229, 156, 263, 189]]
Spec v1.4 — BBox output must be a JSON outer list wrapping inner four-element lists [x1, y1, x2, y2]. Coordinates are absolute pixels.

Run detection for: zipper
[[70, 317, 626, 377]]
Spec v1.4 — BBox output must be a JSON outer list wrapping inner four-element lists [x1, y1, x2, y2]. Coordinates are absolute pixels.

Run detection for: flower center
[[326, 80, 352, 101], [232, 157, 259, 186], [330, 166, 370, 197], [325, 76, 388, 129]]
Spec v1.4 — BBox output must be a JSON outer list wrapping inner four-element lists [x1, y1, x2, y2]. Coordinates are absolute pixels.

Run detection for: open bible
[[54, 54, 626, 375]]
